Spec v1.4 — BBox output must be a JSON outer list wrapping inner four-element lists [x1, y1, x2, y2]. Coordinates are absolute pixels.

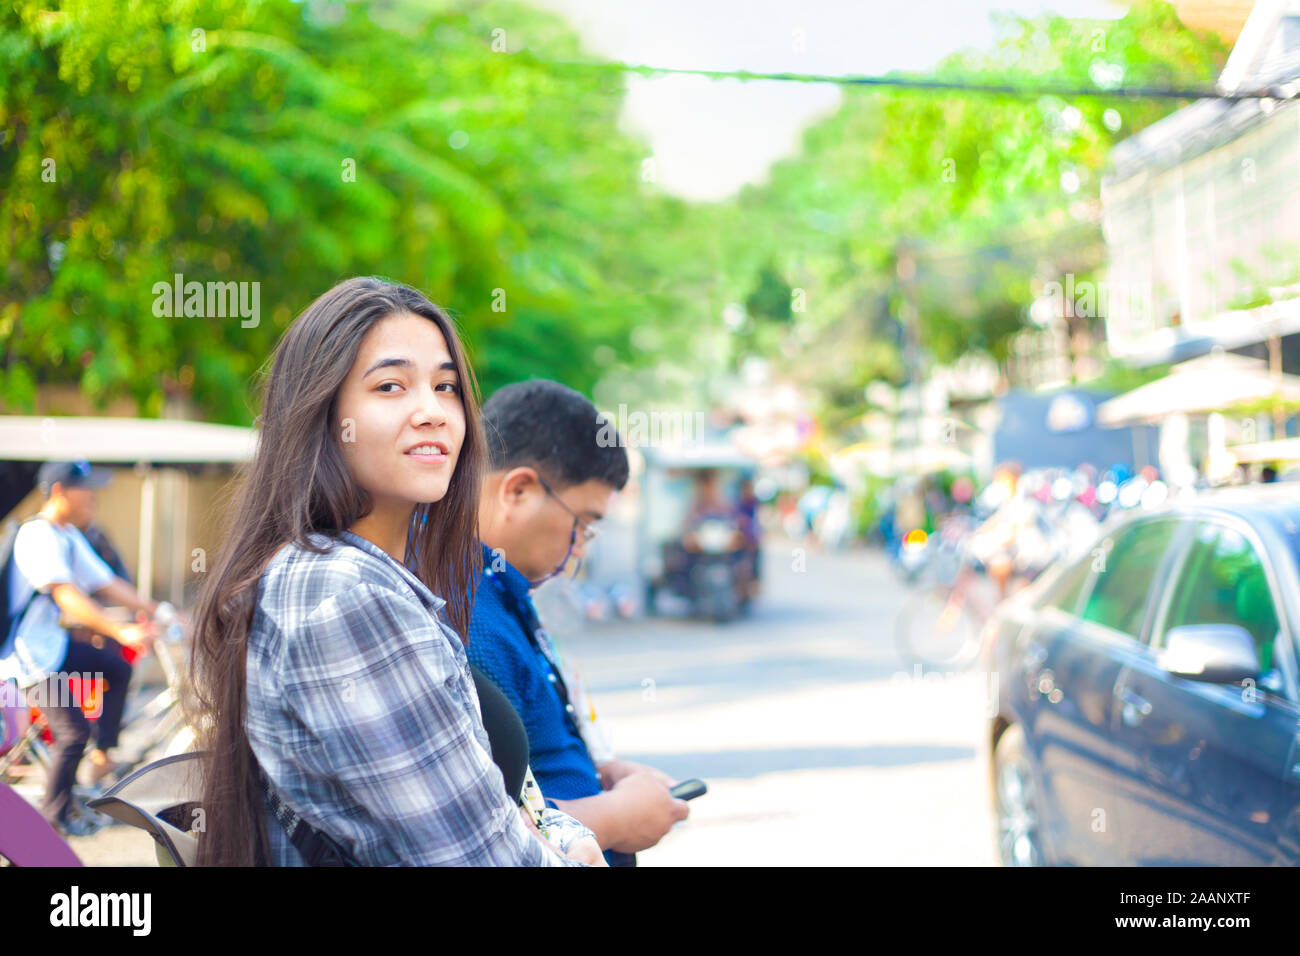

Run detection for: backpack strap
[[1, 517, 49, 659], [258, 766, 359, 867]]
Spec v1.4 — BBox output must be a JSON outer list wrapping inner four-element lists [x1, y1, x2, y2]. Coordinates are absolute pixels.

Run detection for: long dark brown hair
[[187, 277, 485, 866]]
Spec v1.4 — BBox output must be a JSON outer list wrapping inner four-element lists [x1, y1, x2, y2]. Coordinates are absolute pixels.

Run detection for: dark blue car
[[988, 486, 1300, 865]]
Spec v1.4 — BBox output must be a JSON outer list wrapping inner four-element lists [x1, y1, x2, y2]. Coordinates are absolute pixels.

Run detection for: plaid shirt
[[245, 530, 574, 866]]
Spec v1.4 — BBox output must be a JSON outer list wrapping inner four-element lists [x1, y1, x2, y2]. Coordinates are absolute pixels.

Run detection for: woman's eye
[[376, 382, 402, 393], [436, 382, 461, 394]]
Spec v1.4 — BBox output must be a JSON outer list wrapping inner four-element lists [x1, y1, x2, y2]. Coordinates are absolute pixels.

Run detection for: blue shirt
[[466, 545, 602, 802], [2, 518, 116, 687], [246, 531, 575, 867]]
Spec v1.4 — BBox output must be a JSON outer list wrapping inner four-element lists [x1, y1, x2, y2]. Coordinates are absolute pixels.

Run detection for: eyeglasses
[[537, 476, 600, 546], [527, 476, 601, 586]]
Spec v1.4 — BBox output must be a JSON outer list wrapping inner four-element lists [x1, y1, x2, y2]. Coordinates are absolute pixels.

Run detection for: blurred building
[[994, 387, 1159, 473], [850, 356, 998, 483], [1099, 0, 1300, 482], [1102, 0, 1300, 375], [1006, 307, 1107, 390]]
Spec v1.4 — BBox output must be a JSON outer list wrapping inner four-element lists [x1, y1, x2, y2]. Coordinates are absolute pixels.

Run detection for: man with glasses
[[469, 380, 687, 866]]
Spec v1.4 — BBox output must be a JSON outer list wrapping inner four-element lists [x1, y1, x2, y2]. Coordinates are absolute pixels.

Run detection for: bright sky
[[526, 0, 1128, 201]]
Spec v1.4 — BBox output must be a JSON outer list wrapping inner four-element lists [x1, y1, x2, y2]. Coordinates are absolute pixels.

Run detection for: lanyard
[[484, 570, 576, 719]]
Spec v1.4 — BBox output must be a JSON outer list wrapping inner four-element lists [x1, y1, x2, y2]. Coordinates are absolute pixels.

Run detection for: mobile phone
[[670, 778, 707, 801]]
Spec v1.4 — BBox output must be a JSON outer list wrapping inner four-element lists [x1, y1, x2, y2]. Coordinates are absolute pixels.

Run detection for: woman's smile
[[405, 441, 449, 464]]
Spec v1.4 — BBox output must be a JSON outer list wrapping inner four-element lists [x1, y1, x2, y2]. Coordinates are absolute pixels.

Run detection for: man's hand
[[116, 616, 159, 649], [606, 770, 689, 853], [598, 758, 675, 790]]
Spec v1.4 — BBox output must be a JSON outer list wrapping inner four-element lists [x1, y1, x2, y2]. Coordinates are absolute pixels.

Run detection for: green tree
[[1, 0, 715, 421], [707, 0, 1228, 440]]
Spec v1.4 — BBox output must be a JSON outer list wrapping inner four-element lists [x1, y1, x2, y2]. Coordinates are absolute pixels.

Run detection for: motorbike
[[638, 445, 760, 622], [683, 516, 751, 622], [654, 516, 754, 622], [888, 527, 935, 585]]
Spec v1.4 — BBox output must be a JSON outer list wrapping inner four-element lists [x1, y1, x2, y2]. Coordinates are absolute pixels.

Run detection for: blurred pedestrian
[[2, 460, 159, 835], [737, 478, 762, 596]]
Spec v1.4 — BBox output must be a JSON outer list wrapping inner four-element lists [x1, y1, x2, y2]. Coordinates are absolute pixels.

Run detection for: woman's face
[[335, 312, 466, 512]]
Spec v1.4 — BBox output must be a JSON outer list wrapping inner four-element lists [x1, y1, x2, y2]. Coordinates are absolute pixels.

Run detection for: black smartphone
[[670, 778, 707, 801]]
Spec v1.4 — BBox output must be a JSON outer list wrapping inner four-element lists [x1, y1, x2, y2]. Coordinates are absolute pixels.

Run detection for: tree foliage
[[1, 0, 710, 422], [714, 0, 1229, 433], [1, 0, 1233, 438]]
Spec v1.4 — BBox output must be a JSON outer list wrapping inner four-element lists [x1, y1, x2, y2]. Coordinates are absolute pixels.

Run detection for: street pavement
[[57, 537, 996, 866], [556, 538, 998, 866]]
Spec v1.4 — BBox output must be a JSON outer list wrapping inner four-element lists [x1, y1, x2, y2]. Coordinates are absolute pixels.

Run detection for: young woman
[[188, 277, 598, 865]]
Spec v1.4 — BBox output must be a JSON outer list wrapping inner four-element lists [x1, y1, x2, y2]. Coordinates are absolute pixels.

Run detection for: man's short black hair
[[482, 379, 629, 491]]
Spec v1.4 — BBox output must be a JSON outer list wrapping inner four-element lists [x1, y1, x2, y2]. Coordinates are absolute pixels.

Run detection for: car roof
[[1132, 484, 1300, 539]]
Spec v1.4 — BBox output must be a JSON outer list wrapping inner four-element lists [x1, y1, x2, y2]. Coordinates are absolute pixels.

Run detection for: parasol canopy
[[1097, 353, 1300, 427]]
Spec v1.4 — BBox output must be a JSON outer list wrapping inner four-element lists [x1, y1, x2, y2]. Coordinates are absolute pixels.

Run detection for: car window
[[1161, 521, 1281, 674], [1079, 520, 1178, 638], [1044, 551, 1096, 616]]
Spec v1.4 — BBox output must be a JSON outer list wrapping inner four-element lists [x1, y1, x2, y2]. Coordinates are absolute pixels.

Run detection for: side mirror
[[1158, 624, 1259, 684]]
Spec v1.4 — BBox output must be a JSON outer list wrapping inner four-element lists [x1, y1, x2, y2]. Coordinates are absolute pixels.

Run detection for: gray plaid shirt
[[246, 530, 573, 866]]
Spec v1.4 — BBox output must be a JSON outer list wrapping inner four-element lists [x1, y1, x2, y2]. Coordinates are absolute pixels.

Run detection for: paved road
[[57, 538, 996, 866], [554, 539, 998, 866]]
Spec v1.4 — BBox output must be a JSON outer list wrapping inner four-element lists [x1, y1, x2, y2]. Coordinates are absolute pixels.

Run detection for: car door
[[1019, 516, 1183, 865], [1110, 516, 1300, 865]]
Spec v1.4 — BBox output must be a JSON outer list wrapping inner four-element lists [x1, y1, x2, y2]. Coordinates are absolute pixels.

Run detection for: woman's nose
[[413, 386, 449, 426]]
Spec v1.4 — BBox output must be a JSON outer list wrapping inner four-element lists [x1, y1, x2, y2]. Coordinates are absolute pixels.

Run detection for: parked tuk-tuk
[[638, 444, 760, 622]]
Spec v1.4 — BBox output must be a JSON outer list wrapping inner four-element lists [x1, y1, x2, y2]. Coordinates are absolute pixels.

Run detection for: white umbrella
[[1097, 353, 1300, 427], [1227, 438, 1300, 464]]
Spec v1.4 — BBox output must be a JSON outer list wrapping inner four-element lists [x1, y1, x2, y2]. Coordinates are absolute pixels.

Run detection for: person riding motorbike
[[679, 471, 753, 614]]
